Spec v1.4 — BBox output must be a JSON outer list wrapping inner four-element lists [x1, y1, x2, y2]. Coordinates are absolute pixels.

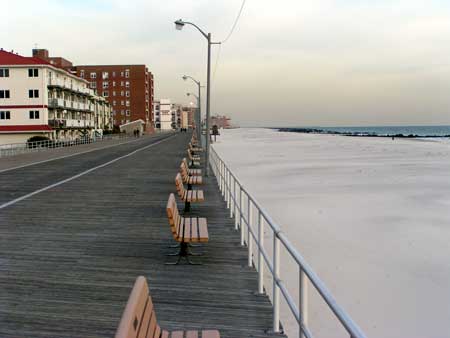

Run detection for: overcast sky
[[1, 0, 449, 126]]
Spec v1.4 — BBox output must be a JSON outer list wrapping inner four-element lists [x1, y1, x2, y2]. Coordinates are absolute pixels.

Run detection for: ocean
[[278, 125, 450, 137]]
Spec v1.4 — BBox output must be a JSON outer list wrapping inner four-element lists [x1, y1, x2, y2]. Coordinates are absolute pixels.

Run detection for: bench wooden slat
[[137, 299, 153, 338], [197, 190, 204, 201], [202, 331, 220, 338], [154, 326, 161, 338], [191, 218, 198, 242], [171, 332, 184, 338], [198, 218, 208, 242], [183, 218, 191, 242], [147, 311, 157, 338], [187, 331, 199, 338]]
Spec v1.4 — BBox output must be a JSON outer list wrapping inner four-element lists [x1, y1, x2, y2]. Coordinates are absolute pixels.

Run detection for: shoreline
[[276, 127, 450, 139]]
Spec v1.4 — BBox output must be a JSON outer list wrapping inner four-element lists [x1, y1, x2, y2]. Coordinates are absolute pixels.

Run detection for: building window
[[125, 100, 130, 107], [125, 70, 130, 78], [80, 70, 85, 78], [29, 110, 39, 119], [0, 111, 11, 119], [125, 81, 130, 88], [0, 90, 10, 98], [90, 72, 97, 79], [120, 110, 124, 116], [28, 68, 39, 77], [102, 72, 109, 79], [120, 71, 124, 77], [29, 89, 39, 98], [112, 91, 116, 96], [103, 81, 109, 89], [113, 101, 116, 106], [120, 90, 124, 96], [103, 91, 109, 97], [0, 68, 9, 77], [125, 91, 130, 97], [112, 81, 116, 87], [121, 100, 124, 105], [112, 71, 116, 77], [90, 82, 97, 89], [126, 110, 130, 116], [120, 81, 124, 86]]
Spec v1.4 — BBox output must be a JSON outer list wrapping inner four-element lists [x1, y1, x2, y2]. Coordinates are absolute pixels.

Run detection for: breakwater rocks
[[277, 128, 450, 138]]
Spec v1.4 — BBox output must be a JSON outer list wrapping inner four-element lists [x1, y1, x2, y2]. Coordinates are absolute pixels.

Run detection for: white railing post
[[232, 177, 236, 221], [299, 268, 308, 338], [234, 179, 238, 225], [273, 235, 281, 333], [226, 168, 231, 209], [240, 187, 244, 246], [247, 198, 253, 267], [258, 210, 264, 294]]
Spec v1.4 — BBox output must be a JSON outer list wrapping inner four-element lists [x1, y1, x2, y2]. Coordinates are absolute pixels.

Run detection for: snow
[[212, 128, 450, 338]]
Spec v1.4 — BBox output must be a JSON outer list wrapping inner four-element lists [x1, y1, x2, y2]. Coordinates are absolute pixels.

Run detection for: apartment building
[[73, 64, 154, 130], [0, 49, 111, 145]]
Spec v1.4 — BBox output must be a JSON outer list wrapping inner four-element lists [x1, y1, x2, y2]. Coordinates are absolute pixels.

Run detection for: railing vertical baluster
[[227, 170, 231, 209], [258, 210, 264, 294], [299, 268, 308, 338], [273, 234, 280, 333], [247, 198, 253, 267], [240, 187, 244, 246], [232, 177, 236, 221]]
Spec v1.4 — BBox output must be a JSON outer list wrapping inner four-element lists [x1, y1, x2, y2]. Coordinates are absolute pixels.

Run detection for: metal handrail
[[209, 146, 367, 338], [0, 133, 128, 158]]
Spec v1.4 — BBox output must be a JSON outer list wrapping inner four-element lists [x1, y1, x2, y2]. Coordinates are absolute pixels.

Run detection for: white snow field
[[212, 128, 450, 338]]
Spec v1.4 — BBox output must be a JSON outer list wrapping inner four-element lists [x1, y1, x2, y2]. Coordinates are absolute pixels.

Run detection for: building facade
[[73, 64, 154, 131], [0, 49, 111, 145]]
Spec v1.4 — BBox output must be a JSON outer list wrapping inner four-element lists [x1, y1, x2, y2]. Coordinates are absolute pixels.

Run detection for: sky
[[1, 0, 449, 127]]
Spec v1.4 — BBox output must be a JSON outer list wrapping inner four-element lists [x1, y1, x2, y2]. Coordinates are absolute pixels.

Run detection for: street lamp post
[[175, 19, 220, 177], [182, 75, 202, 147], [186, 92, 200, 140]]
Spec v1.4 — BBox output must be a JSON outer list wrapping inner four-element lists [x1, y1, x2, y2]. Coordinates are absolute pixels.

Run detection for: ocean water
[[280, 125, 450, 137]]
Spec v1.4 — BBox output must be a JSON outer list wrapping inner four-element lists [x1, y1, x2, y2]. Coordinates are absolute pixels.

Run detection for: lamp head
[[175, 19, 185, 31], [186, 93, 191, 97], [182, 75, 188, 81]]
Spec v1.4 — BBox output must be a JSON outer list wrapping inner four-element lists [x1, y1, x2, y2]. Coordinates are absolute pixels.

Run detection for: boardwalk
[[0, 133, 284, 338]]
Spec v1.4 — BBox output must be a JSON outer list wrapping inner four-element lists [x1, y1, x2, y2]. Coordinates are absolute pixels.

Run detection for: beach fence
[[209, 146, 367, 338]]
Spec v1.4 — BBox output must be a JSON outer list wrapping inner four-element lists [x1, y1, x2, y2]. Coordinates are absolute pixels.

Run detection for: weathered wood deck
[[0, 133, 285, 338]]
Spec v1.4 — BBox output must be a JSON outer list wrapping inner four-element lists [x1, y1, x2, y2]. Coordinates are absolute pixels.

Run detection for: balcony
[[49, 119, 95, 129]]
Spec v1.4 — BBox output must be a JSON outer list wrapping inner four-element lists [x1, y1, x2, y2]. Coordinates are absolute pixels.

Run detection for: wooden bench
[[115, 276, 220, 338], [189, 142, 204, 153], [187, 148, 201, 167], [166, 193, 208, 264], [181, 158, 201, 176], [175, 173, 204, 211], [180, 162, 203, 188]]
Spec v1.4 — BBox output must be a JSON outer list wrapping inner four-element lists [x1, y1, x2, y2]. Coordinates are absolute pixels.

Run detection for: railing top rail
[[210, 145, 367, 338]]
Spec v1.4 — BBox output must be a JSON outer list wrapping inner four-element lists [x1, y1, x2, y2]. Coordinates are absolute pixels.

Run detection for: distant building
[[158, 99, 173, 130], [0, 49, 111, 145], [210, 115, 232, 129], [73, 64, 154, 131]]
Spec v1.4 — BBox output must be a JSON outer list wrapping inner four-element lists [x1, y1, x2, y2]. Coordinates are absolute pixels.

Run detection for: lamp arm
[[182, 21, 209, 39]]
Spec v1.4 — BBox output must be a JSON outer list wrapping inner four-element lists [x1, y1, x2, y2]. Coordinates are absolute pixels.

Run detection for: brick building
[[73, 65, 154, 130]]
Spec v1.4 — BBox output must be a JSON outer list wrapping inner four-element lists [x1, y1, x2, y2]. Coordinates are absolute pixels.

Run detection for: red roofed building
[[0, 48, 111, 145]]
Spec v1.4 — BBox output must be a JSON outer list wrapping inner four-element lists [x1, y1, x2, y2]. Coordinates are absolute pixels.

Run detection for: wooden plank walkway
[[0, 132, 286, 338]]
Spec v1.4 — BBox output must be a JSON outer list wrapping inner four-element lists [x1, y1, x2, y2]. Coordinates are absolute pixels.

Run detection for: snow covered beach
[[212, 128, 450, 338]]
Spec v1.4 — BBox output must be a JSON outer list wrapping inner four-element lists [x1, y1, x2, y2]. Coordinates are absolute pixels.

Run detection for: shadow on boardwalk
[[0, 133, 285, 338]]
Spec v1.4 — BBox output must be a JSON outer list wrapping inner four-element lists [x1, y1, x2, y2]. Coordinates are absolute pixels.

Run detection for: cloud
[[1, 0, 449, 126]]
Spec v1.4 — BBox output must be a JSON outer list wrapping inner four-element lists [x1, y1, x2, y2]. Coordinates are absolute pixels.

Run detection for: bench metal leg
[[165, 242, 202, 265], [184, 201, 191, 212]]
